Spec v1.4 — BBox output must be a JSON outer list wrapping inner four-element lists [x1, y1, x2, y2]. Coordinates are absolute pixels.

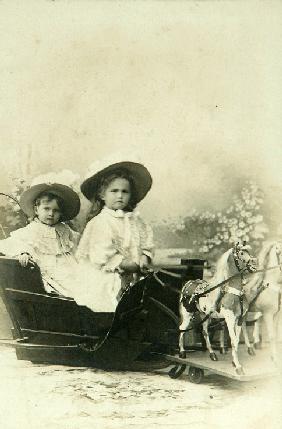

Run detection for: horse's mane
[[257, 241, 277, 264], [246, 240, 279, 290], [210, 248, 233, 287]]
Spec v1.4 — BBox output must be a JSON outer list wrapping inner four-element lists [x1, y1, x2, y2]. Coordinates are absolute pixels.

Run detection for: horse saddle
[[181, 279, 209, 313]]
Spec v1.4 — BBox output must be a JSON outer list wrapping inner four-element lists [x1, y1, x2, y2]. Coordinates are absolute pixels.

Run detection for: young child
[[75, 160, 154, 312], [0, 183, 81, 296]]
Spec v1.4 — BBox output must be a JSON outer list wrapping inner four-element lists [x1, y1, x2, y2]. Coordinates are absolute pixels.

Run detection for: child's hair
[[33, 192, 65, 219], [87, 169, 138, 221]]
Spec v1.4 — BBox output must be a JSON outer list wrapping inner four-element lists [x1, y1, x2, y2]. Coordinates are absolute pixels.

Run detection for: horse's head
[[233, 241, 257, 273], [272, 241, 282, 270]]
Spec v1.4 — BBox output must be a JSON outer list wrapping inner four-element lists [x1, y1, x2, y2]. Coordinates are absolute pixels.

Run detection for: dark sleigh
[[0, 256, 205, 371]]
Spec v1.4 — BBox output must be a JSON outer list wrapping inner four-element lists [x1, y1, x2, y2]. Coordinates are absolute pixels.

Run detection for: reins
[[153, 261, 281, 333], [153, 263, 282, 298]]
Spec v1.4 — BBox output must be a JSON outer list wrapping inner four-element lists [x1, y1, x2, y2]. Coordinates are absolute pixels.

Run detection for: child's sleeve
[[140, 221, 154, 262], [76, 217, 123, 272], [0, 226, 35, 258]]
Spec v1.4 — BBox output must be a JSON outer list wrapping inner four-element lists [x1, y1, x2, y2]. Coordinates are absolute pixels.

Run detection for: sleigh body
[[0, 256, 205, 370]]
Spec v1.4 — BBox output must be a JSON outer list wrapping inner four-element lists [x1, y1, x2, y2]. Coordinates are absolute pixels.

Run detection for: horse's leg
[[273, 309, 280, 346], [168, 303, 190, 379], [241, 321, 255, 356], [235, 322, 243, 354], [219, 328, 227, 354], [253, 318, 262, 349], [273, 291, 281, 344], [202, 318, 218, 361], [220, 323, 229, 353], [221, 308, 244, 375], [264, 311, 277, 363], [179, 304, 192, 359]]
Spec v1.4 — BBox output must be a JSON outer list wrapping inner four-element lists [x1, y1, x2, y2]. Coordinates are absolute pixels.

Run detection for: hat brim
[[81, 161, 152, 202], [20, 183, 80, 221]]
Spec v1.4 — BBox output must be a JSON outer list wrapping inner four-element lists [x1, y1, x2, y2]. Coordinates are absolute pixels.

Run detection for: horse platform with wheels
[[159, 342, 279, 383], [0, 254, 279, 383]]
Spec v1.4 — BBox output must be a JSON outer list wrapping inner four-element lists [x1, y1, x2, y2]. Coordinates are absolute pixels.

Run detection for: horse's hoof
[[168, 365, 187, 379], [235, 367, 245, 376], [248, 347, 256, 356], [209, 352, 218, 361], [220, 347, 227, 354], [179, 351, 186, 359], [254, 342, 262, 350]]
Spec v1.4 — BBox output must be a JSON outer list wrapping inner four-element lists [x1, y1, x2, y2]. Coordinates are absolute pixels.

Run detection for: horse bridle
[[232, 243, 257, 282]]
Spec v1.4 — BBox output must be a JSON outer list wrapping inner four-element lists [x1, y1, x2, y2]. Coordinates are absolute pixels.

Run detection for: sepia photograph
[[0, 1, 281, 428]]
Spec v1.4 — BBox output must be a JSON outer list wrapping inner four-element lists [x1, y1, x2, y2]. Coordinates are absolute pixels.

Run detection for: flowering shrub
[[0, 178, 29, 238], [169, 181, 268, 259], [0, 175, 269, 260]]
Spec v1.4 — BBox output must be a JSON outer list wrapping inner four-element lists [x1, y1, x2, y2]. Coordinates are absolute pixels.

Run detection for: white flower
[[31, 170, 80, 189], [247, 217, 255, 224], [250, 223, 269, 238]]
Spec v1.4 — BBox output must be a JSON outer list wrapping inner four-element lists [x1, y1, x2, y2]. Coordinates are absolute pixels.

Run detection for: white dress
[[0, 219, 80, 296], [74, 207, 154, 312]]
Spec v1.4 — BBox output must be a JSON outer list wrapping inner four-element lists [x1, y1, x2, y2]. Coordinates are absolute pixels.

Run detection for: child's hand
[[18, 253, 32, 268], [140, 254, 151, 273], [119, 259, 139, 273]]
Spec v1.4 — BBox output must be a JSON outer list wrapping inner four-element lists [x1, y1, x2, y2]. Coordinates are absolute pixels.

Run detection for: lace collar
[[33, 218, 69, 237]]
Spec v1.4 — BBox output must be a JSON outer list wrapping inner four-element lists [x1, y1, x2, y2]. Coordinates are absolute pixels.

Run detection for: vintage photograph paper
[[0, 1, 281, 428]]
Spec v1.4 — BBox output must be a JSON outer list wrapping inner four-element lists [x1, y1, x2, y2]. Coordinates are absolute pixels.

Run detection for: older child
[[0, 183, 80, 295], [75, 160, 154, 312]]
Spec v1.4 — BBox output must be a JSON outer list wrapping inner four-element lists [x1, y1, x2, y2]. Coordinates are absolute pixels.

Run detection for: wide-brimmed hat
[[81, 160, 152, 202], [20, 183, 80, 221]]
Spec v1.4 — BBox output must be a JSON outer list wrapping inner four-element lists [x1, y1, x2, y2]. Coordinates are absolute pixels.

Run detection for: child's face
[[101, 178, 131, 211], [35, 198, 62, 225]]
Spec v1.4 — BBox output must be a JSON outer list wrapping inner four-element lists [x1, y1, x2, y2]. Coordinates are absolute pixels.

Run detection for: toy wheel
[[188, 366, 204, 384], [168, 364, 187, 379]]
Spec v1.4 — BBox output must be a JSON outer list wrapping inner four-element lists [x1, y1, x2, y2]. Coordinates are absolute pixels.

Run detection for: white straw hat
[[20, 183, 80, 221], [81, 159, 152, 202]]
